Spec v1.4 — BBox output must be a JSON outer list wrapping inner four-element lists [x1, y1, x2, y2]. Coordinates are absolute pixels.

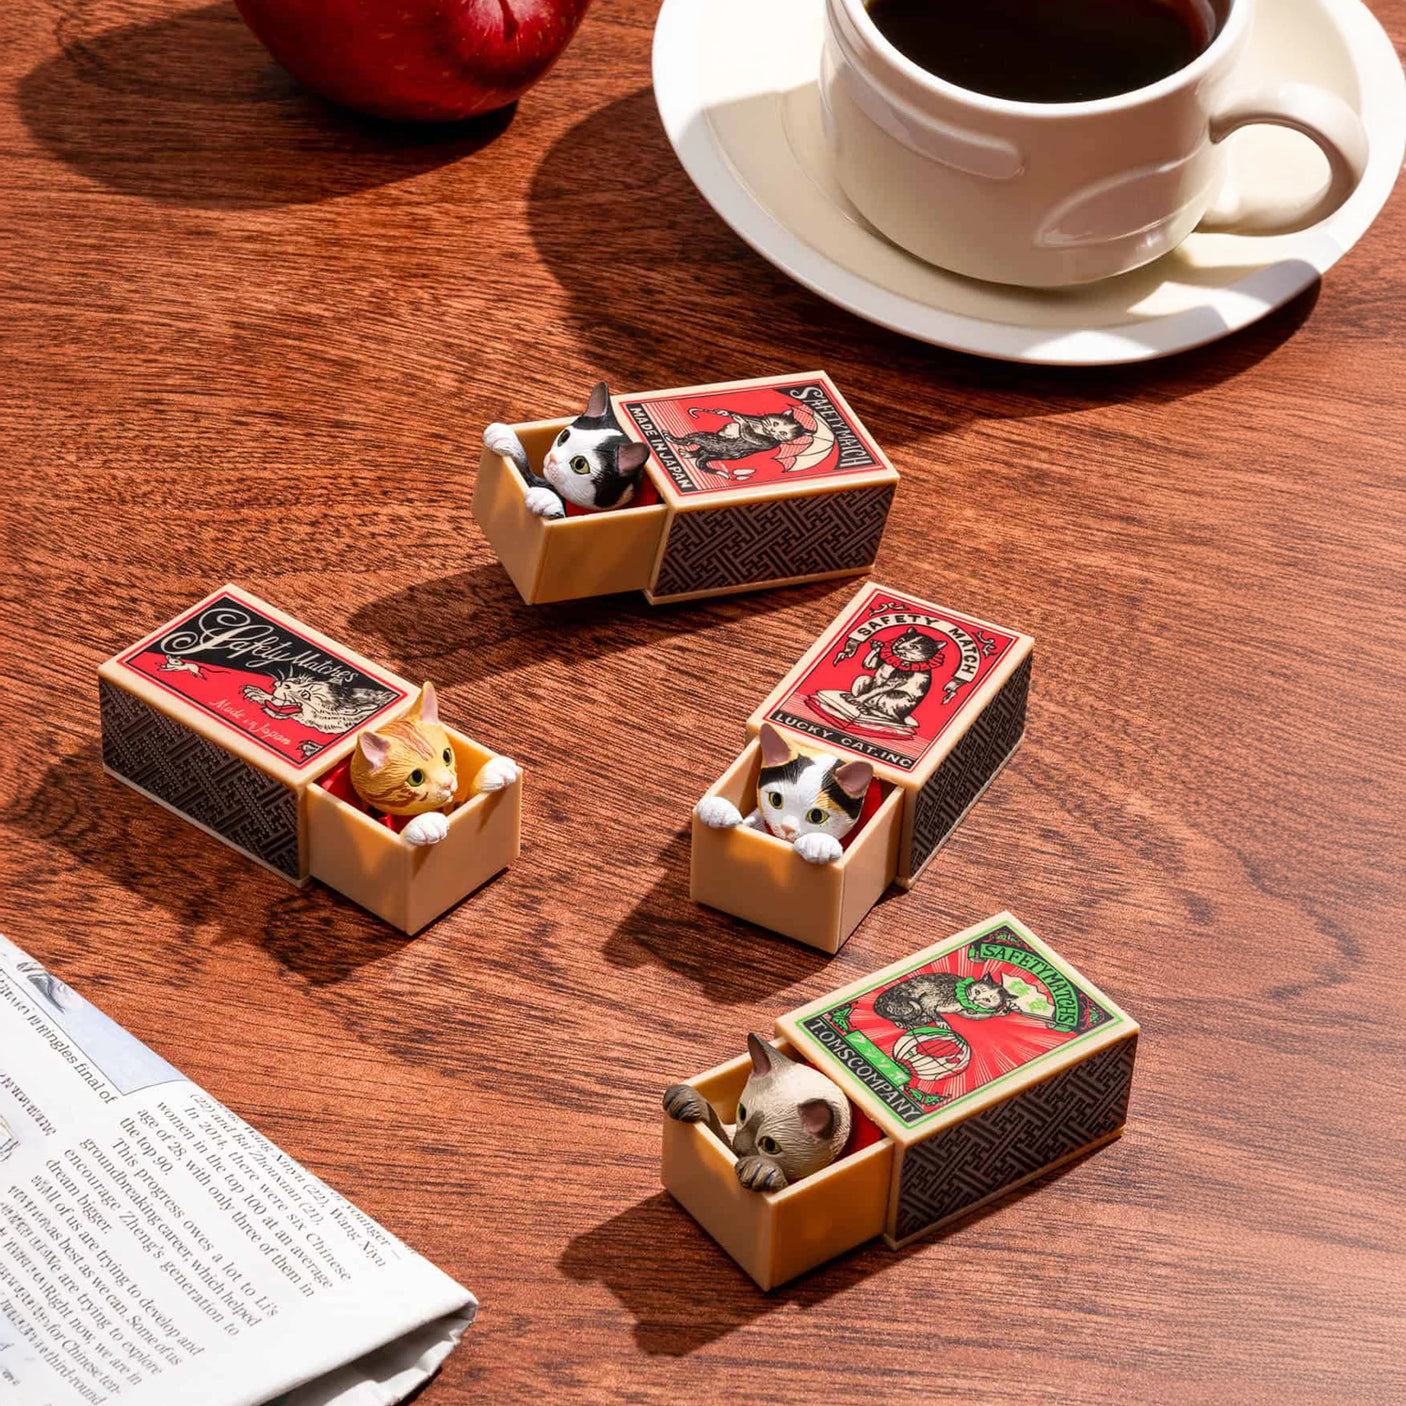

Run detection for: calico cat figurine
[[663, 1034, 851, 1192], [484, 382, 651, 519], [349, 682, 519, 846], [695, 722, 873, 864]]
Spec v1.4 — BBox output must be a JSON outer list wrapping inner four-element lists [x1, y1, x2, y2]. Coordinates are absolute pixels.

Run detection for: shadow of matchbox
[[98, 584, 522, 934], [473, 373, 899, 605], [691, 581, 1034, 951], [662, 913, 1139, 1290]]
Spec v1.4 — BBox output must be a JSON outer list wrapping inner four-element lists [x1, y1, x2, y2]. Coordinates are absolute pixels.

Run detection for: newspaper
[[0, 936, 476, 1406]]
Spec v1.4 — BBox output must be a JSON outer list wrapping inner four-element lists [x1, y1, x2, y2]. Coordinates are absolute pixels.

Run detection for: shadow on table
[[559, 1159, 1094, 1355], [18, 1, 513, 209], [528, 86, 1324, 431], [602, 822, 833, 1006], [348, 562, 839, 691], [6, 741, 411, 983]]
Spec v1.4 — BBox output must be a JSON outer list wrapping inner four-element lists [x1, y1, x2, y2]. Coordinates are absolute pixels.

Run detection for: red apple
[[233, 0, 593, 122]]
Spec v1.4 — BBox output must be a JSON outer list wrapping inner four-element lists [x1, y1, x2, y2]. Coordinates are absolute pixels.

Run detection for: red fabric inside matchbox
[[318, 757, 413, 835], [561, 473, 661, 516], [842, 1103, 885, 1155], [797, 1055, 885, 1156]]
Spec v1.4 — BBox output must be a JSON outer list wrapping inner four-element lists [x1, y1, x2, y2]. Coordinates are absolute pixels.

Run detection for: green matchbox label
[[797, 920, 1123, 1127]]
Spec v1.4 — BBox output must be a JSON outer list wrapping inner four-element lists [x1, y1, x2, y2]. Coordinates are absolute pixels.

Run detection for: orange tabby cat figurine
[[349, 682, 518, 845]]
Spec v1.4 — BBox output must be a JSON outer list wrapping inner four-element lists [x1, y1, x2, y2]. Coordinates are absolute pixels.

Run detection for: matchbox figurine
[[99, 585, 522, 934], [691, 581, 1033, 952], [661, 913, 1139, 1290], [474, 373, 898, 605]]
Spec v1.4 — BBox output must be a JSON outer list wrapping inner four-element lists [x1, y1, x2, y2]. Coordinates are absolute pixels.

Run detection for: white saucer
[[652, 0, 1405, 364]]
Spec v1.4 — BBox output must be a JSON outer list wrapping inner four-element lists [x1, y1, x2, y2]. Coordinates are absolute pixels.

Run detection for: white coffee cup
[[821, 0, 1369, 286]]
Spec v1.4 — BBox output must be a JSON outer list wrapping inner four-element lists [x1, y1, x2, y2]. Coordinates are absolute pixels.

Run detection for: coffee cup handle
[[1201, 84, 1369, 234]]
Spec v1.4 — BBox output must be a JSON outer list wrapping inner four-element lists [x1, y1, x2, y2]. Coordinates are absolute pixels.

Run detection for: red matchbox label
[[617, 376, 885, 497], [119, 593, 407, 768], [766, 587, 1021, 773], [797, 918, 1120, 1128]]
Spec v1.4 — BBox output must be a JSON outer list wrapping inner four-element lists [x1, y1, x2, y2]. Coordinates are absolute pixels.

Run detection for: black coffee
[[865, 0, 1219, 103]]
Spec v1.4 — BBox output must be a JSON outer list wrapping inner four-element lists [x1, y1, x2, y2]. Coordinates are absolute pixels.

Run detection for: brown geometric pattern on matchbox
[[100, 679, 301, 878], [909, 651, 1031, 875], [650, 484, 894, 599], [894, 1034, 1136, 1242]]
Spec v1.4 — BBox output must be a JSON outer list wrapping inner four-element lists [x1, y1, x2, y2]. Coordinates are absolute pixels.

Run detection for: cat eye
[[408, 769, 425, 786], [570, 455, 591, 475], [759, 1136, 780, 1155], [736, 1103, 747, 1122], [806, 807, 828, 825], [442, 748, 453, 764], [766, 791, 782, 808], [557, 429, 569, 444]]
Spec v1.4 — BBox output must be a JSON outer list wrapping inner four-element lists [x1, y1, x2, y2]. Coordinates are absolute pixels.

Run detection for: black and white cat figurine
[[484, 382, 650, 518]]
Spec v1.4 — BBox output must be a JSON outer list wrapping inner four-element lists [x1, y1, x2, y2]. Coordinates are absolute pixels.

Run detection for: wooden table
[[3, 1, 1403, 1401]]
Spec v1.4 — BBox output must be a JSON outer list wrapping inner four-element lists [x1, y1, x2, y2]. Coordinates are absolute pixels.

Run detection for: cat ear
[[748, 1033, 800, 1074], [414, 682, 439, 726], [798, 1098, 837, 1140], [617, 441, 649, 476], [758, 723, 792, 767], [834, 760, 873, 799], [583, 381, 610, 418], [746, 1032, 775, 1076], [358, 731, 391, 770]]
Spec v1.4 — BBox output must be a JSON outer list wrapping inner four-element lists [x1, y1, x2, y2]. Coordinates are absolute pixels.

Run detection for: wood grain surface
[[2, 1, 1404, 1401]]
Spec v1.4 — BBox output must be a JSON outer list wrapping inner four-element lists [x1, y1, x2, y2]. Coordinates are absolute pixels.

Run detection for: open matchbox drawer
[[662, 913, 1139, 1290], [691, 581, 1034, 951], [98, 584, 522, 934], [473, 372, 899, 605]]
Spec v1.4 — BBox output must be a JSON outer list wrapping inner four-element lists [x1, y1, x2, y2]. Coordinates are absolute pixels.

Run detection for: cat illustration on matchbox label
[[660, 912, 1138, 1291], [618, 377, 886, 495], [473, 372, 898, 605], [99, 584, 522, 934], [691, 581, 1033, 953], [117, 592, 406, 766]]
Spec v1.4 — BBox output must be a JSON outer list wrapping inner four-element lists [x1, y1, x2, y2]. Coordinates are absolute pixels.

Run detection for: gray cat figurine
[[662, 1034, 852, 1192]]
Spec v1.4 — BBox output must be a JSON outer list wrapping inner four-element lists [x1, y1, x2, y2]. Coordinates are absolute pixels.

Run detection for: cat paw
[[794, 832, 843, 865], [524, 486, 565, 519], [735, 1157, 788, 1193], [241, 685, 267, 702], [695, 796, 743, 829], [473, 756, 520, 793], [401, 812, 449, 846], [662, 1084, 711, 1123], [483, 421, 523, 458]]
